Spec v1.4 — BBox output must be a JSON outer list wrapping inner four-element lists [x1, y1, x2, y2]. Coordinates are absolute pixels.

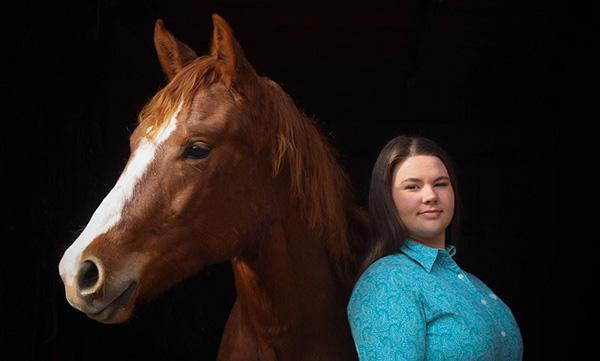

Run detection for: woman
[[347, 136, 523, 360]]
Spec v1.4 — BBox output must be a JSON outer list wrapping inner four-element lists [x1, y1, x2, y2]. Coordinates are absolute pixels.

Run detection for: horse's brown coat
[[62, 14, 367, 360]]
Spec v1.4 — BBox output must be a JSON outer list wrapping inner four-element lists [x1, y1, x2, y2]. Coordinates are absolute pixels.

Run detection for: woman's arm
[[347, 269, 426, 361]]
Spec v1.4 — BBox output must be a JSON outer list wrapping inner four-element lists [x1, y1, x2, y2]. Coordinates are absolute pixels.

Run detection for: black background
[[1, 0, 589, 360]]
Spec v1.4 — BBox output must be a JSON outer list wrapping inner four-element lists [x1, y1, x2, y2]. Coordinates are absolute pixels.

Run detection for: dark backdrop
[[2, 0, 588, 360]]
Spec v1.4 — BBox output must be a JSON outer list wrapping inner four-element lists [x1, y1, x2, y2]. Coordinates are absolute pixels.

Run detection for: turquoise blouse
[[347, 241, 523, 360]]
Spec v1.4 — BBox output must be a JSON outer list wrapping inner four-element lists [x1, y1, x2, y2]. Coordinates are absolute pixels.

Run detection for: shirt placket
[[441, 253, 508, 341]]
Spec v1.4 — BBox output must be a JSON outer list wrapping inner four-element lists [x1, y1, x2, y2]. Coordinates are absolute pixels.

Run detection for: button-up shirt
[[347, 240, 523, 360]]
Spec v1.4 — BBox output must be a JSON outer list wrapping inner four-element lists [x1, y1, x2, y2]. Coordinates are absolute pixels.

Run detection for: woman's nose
[[422, 185, 438, 204]]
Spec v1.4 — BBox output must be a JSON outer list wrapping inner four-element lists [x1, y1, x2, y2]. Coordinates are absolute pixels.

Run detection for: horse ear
[[154, 19, 198, 80], [210, 14, 255, 88]]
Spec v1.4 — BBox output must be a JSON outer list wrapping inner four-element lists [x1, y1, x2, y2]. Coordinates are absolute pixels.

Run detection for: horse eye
[[182, 142, 211, 160]]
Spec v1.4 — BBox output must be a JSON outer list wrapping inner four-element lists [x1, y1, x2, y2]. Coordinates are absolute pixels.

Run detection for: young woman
[[348, 136, 523, 360]]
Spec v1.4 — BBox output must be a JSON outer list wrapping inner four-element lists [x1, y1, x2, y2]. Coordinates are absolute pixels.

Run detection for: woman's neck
[[407, 236, 445, 250]]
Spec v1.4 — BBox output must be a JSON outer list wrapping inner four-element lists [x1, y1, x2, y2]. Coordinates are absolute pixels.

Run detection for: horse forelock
[[137, 56, 219, 143]]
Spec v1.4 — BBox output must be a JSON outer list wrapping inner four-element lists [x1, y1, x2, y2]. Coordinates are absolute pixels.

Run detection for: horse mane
[[264, 80, 367, 287], [137, 57, 366, 287]]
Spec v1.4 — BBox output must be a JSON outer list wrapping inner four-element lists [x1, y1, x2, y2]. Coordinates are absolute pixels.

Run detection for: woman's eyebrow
[[401, 176, 449, 183], [401, 177, 422, 183]]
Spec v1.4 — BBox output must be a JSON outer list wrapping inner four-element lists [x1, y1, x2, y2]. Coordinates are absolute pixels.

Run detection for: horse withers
[[59, 15, 367, 361]]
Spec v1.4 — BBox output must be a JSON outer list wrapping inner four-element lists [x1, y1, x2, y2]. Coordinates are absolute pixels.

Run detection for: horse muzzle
[[60, 256, 139, 324]]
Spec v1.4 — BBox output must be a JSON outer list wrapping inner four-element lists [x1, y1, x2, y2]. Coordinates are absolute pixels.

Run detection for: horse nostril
[[77, 260, 101, 295]]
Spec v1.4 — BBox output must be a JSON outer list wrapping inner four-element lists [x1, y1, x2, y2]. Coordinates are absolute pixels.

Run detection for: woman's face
[[391, 155, 455, 248]]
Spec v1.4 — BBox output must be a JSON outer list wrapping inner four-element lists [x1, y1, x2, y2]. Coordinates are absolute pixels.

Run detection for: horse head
[[59, 16, 366, 344], [59, 15, 286, 323]]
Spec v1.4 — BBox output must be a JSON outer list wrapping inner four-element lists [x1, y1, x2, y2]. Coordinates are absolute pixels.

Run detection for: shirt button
[[489, 293, 498, 300], [501, 331, 507, 337], [458, 274, 465, 280], [481, 299, 487, 305]]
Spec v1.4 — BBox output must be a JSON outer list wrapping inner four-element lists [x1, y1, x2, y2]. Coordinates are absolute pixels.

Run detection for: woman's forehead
[[394, 155, 449, 180]]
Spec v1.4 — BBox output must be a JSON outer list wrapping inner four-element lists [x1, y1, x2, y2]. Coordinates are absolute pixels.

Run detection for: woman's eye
[[435, 182, 448, 187], [182, 142, 211, 160]]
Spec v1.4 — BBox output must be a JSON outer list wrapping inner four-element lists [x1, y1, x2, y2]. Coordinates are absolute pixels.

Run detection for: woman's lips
[[418, 210, 442, 218]]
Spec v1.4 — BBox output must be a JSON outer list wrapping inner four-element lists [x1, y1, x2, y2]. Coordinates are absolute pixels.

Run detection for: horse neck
[[236, 215, 340, 303], [231, 185, 355, 350]]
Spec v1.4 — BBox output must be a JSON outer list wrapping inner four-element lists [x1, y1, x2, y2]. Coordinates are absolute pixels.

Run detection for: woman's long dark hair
[[358, 136, 462, 277]]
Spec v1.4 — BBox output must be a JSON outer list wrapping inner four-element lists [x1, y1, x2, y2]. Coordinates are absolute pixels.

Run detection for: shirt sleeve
[[347, 266, 427, 361]]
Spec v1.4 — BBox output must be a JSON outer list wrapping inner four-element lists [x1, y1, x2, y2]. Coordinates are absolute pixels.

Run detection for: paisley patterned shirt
[[347, 240, 523, 360]]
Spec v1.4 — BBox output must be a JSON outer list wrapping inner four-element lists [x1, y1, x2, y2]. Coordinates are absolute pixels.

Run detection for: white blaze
[[59, 109, 180, 287]]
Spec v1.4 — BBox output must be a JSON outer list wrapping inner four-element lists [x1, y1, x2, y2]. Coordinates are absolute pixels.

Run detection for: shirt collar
[[400, 240, 456, 273]]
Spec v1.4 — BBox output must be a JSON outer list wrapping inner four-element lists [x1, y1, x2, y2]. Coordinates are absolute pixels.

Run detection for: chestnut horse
[[59, 15, 367, 360]]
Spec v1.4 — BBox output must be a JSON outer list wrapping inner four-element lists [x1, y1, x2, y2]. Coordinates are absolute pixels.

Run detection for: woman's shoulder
[[348, 253, 423, 316], [351, 253, 423, 298], [361, 252, 424, 282]]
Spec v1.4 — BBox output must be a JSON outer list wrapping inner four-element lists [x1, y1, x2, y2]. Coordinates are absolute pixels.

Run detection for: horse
[[59, 14, 367, 360]]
